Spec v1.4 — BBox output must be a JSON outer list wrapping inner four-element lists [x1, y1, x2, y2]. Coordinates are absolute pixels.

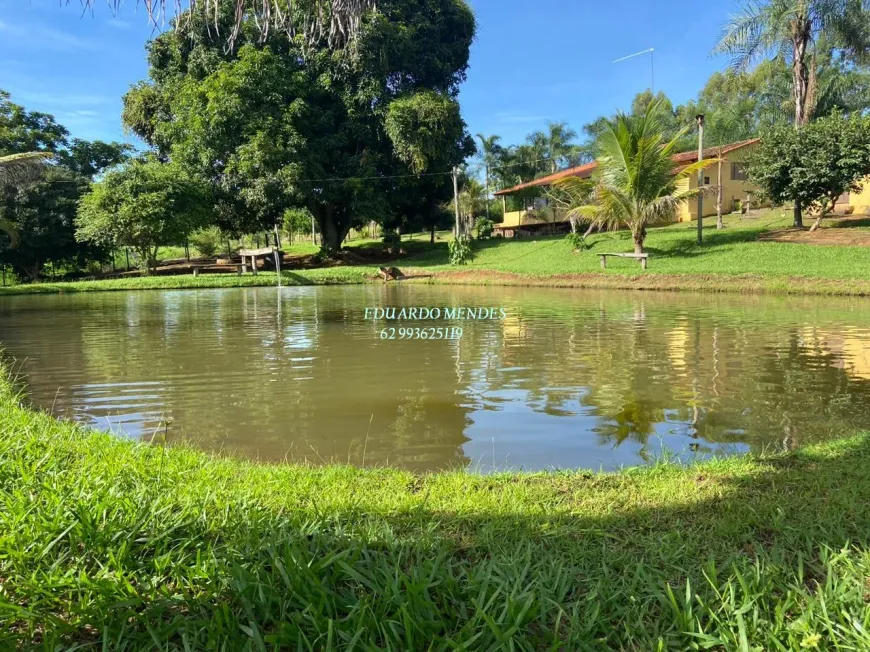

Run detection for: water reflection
[[2, 286, 870, 471]]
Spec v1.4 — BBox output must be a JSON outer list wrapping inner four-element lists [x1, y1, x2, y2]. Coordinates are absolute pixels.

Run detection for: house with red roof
[[492, 138, 760, 237]]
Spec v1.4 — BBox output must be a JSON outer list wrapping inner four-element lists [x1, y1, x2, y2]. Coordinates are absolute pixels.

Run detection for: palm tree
[[458, 178, 486, 234], [475, 133, 502, 220], [0, 152, 53, 247], [557, 101, 712, 255], [714, 0, 870, 227], [544, 122, 579, 173]]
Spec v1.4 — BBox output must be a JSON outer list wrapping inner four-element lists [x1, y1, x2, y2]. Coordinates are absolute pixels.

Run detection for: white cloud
[[106, 18, 131, 30], [0, 20, 99, 52]]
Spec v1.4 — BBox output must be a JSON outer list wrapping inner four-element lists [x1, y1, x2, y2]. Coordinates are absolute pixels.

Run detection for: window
[[704, 176, 710, 185], [731, 162, 747, 181]]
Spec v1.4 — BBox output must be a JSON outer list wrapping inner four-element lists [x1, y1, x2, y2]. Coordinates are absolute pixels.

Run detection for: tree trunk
[[792, 27, 810, 127], [716, 156, 724, 229], [430, 224, 436, 244], [137, 247, 152, 276], [632, 227, 646, 254], [791, 22, 810, 229], [314, 204, 350, 255]]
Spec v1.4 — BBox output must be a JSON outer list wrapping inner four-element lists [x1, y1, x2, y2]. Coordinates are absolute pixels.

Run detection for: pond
[[2, 285, 870, 472]]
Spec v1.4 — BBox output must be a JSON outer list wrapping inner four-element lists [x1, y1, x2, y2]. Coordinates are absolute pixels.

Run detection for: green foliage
[[382, 231, 401, 249], [188, 226, 223, 258], [448, 235, 472, 265], [474, 216, 493, 239], [76, 159, 212, 274], [749, 112, 870, 215], [565, 231, 588, 252], [56, 139, 131, 179], [563, 100, 708, 254], [713, 0, 870, 125], [283, 207, 313, 243], [0, 168, 94, 280], [124, 0, 475, 253], [0, 89, 68, 153], [385, 91, 473, 174]]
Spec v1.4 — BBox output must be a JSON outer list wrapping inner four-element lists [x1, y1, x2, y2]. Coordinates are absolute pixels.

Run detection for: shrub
[[565, 232, 588, 252], [189, 227, 223, 258], [382, 231, 401, 249], [448, 235, 473, 265], [475, 217, 494, 239]]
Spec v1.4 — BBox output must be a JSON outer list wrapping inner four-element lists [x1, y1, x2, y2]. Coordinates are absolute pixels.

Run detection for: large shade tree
[[123, 0, 474, 254], [714, 0, 870, 226], [0, 90, 129, 264]]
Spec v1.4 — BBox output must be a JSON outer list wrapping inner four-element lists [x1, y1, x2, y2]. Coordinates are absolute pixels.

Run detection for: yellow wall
[[679, 152, 757, 222], [849, 176, 870, 214], [499, 209, 569, 228]]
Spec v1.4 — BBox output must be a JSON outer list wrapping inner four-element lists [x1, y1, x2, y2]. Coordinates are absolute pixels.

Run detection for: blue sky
[[0, 0, 738, 148]]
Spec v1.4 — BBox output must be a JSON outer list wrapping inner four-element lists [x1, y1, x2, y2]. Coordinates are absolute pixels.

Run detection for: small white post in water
[[274, 247, 282, 288]]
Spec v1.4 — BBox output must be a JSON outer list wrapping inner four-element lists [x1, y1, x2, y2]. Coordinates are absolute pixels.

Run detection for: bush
[[189, 227, 223, 258], [565, 232, 588, 252], [474, 217, 494, 239], [448, 235, 473, 265]]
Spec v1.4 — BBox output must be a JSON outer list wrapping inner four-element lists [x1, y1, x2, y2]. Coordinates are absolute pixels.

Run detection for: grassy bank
[[0, 266, 375, 296], [3, 371, 870, 648], [4, 212, 870, 297]]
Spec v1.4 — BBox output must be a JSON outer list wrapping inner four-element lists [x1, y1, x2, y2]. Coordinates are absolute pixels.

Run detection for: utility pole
[[452, 166, 461, 237], [483, 162, 490, 221], [696, 114, 705, 245]]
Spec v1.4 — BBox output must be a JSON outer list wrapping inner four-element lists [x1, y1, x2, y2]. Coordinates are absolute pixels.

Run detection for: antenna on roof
[[612, 47, 655, 93]]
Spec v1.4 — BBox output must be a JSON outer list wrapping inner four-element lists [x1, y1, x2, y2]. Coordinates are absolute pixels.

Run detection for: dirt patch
[[759, 215, 870, 246]]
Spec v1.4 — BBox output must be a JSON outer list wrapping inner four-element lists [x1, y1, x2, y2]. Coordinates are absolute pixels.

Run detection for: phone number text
[[379, 327, 464, 340]]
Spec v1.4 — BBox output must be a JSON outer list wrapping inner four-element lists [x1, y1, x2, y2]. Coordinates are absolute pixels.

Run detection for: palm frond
[[0, 152, 54, 186], [71, 0, 376, 49]]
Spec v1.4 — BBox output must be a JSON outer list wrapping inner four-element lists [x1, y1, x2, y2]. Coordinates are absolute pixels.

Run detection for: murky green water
[[2, 285, 870, 471]]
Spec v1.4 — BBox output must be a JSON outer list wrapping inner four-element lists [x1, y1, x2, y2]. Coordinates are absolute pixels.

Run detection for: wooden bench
[[238, 247, 283, 276], [599, 252, 648, 270], [191, 264, 210, 277]]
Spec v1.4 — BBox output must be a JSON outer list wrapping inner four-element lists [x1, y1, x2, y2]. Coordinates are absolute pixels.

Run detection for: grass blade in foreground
[[2, 366, 870, 648]]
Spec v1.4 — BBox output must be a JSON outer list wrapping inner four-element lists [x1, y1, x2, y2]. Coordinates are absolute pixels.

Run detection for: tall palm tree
[[0, 152, 53, 247], [714, 0, 870, 226], [544, 122, 578, 173], [557, 101, 712, 255], [475, 133, 502, 220]]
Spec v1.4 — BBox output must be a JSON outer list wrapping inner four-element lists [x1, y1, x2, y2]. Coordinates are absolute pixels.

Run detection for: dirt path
[[759, 215, 870, 246]]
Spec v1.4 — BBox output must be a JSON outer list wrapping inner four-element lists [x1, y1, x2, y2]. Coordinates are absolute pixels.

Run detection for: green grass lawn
[[403, 212, 870, 281], [5, 211, 870, 297], [2, 369, 870, 648]]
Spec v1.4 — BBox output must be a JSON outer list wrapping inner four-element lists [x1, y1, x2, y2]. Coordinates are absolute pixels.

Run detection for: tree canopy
[[76, 159, 212, 274], [0, 90, 131, 278], [748, 111, 870, 227], [123, 0, 475, 253]]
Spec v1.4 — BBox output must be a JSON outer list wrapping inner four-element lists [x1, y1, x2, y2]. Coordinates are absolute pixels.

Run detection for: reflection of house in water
[[799, 327, 870, 381]]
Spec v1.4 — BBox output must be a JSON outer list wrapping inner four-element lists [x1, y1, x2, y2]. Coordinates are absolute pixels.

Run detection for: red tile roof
[[493, 138, 759, 196], [492, 162, 597, 196]]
